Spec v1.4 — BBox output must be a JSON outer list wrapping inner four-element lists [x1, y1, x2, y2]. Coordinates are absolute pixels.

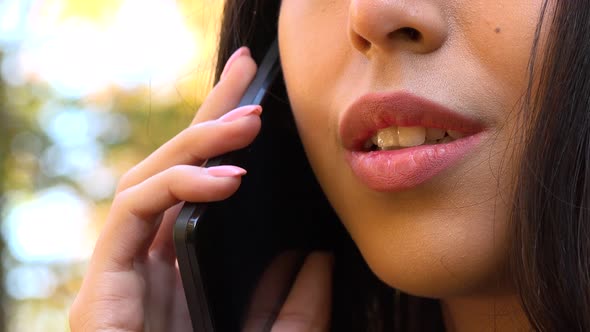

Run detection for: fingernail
[[220, 46, 250, 80], [219, 105, 262, 122], [207, 165, 247, 177]]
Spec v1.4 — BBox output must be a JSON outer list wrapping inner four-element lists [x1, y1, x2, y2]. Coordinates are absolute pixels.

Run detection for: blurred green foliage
[[0, 0, 222, 329], [0, 51, 7, 332], [2, 75, 202, 332]]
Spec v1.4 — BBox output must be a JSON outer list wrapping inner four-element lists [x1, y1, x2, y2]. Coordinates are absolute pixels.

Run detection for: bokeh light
[[4, 186, 93, 263], [0, 0, 224, 330]]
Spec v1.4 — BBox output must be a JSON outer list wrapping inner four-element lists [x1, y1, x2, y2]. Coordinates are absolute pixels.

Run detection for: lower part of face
[[278, 0, 549, 298]]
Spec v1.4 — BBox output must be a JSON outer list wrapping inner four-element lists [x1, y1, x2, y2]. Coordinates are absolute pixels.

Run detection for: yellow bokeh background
[[0, 0, 225, 330]]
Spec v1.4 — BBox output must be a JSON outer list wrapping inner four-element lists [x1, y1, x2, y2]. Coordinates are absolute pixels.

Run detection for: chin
[[337, 206, 512, 299]]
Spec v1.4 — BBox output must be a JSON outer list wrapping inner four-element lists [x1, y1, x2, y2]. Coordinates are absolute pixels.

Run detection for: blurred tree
[[0, 0, 221, 329], [0, 50, 9, 332]]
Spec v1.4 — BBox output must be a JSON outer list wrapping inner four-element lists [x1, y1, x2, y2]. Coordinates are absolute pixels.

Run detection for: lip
[[339, 90, 486, 192]]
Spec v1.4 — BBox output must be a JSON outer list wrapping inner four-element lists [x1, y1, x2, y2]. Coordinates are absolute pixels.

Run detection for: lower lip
[[345, 134, 483, 192]]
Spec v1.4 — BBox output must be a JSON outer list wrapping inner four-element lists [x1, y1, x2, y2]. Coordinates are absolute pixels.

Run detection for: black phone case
[[174, 40, 297, 332], [174, 38, 347, 332]]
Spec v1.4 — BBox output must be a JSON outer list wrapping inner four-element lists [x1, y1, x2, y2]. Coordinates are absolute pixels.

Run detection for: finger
[[271, 252, 334, 332], [116, 108, 261, 193], [242, 251, 303, 332], [147, 202, 184, 263], [143, 252, 178, 332], [191, 47, 258, 125], [142, 204, 185, 330], [92, 165, 246, 272]]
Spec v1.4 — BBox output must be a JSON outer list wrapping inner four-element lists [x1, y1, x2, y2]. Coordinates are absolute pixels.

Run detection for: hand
[[242, 251, 334, 332], [70, 46, 260, 332], [69, 46, 334, 332]]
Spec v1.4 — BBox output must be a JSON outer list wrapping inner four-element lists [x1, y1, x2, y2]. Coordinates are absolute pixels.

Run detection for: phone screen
[[175, 41, 343, 332]]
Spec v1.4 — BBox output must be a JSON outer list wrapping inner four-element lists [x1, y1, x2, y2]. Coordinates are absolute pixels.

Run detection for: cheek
[[277, 0, 545, 298], [278, 0, 350, 174], [278, 0, 351, 102], [452, 0, 545, 92]]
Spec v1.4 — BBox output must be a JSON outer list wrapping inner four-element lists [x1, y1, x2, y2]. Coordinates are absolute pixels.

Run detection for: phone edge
[[174, 202, 215, 332], [173, 39, 281, 332]]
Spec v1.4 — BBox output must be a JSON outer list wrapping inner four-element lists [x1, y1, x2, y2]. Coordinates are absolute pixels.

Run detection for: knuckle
[[113, 186, 133, 206], [183, 120, 211, 137], [218, 116, 261, 147], [181, 115, 261, 159], [164, 165, 201, 191], [110, 186, 139, 216], [177, 124, 211, 160], [115, 169, 136, 193], [166, 164, 193, 177]]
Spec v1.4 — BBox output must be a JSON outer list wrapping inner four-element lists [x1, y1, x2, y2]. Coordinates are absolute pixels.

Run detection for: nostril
[[388, 27, 422, 42], [351, 33, 372, 53]]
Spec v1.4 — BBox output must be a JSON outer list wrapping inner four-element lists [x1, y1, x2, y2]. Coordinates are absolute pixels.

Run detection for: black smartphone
[[174, 39, 342, 332]]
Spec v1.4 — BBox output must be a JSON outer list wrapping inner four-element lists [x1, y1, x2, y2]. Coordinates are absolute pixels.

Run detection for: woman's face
[[278, 0, 548, 298]]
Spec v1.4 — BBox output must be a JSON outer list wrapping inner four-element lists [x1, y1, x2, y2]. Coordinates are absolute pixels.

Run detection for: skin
[[278, 0, 551, 331], [72, 0, 554, 331], [70, 50, 333, 331]]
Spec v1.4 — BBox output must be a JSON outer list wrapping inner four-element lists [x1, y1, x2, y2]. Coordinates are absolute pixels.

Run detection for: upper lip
[[339, 90, 486, 150]]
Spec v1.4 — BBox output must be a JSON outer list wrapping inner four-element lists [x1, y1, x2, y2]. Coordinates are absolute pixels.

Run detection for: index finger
[[191, 47, 258, 125], [91, 165, 245, 272]]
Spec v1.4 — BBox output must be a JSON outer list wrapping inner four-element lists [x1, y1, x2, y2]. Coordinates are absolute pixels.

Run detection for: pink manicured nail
[[207, 165, 247, 177], [219, 105, 262, 122], [220, 46, 250, 80]]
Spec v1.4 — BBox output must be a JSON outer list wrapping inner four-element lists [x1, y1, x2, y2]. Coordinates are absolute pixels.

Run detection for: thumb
[[270, 252, 334, 332]]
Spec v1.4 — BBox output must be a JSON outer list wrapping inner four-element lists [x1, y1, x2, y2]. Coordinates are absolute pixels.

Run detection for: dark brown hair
[[510, 0, 590, 330], [213, 0, 590, 330]]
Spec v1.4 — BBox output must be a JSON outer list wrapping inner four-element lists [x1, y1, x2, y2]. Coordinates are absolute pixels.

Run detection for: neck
[[440, 293, 531, 332]]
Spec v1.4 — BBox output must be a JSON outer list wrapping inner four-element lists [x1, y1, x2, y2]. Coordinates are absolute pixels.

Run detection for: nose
[[348, 0, 448, 56]]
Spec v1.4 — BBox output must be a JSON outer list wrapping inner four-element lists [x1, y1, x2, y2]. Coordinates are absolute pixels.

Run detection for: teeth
[[398, 126, 426, 147], [367, 126, 467, 150], [373, 127, 399, 149], [425, 128, 446, 140], [447, 130, 466, 139], [439, 136, 454, 144]]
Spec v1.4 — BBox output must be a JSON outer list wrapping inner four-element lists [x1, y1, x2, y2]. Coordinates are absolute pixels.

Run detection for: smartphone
[[174, 39, 342, 332]]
